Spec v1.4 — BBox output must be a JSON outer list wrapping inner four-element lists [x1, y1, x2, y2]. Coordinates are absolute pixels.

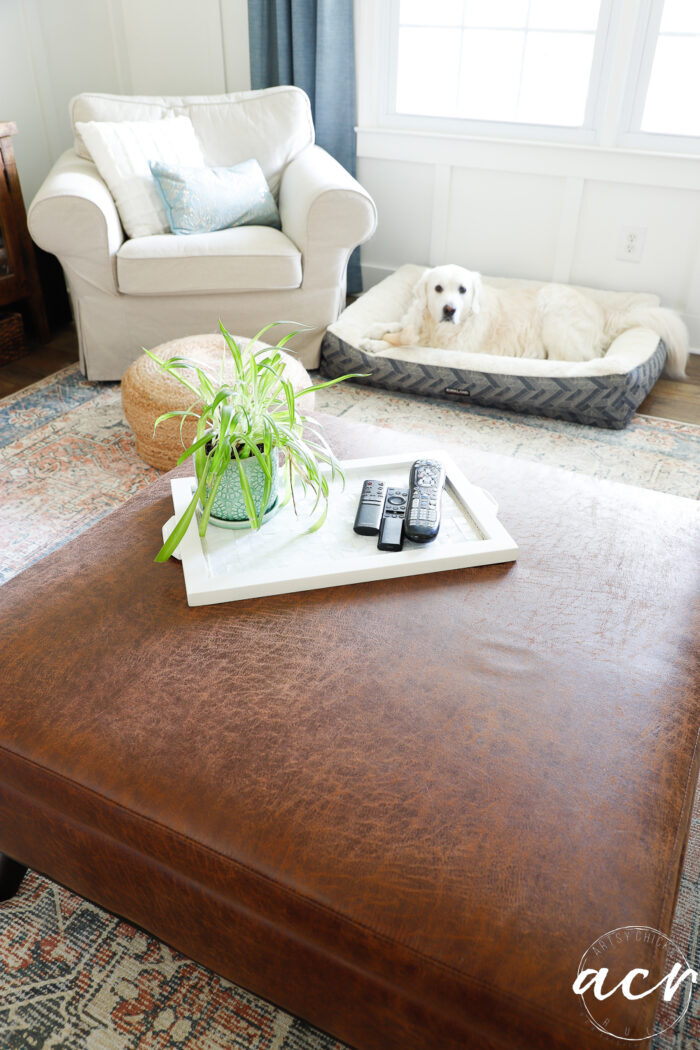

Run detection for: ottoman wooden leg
[[0, 853, 27, 901]]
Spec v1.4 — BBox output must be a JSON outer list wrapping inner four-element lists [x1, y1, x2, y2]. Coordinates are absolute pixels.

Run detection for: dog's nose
[[442, 304, 456, 319]]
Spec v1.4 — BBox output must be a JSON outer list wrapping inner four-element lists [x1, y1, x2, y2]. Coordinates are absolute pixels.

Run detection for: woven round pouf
[[121, 333, 315, 471]]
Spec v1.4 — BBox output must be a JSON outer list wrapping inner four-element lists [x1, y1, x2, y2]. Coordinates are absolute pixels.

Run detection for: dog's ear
[[402, 270, 431, 329], [469, 272, 482, 315], [414, 271, 430, 309]]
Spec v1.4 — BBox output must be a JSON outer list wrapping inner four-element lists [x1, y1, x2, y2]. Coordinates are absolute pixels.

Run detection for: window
[[372, 0, 700, 153], [626, 0, 700, 145], [391, 0, 612, 136]]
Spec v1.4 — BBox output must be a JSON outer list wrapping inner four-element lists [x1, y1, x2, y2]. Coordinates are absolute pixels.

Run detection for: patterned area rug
[[0, 874, 341, 1050], [0, 363, 698, 1049], [0, 369, 158, 585], [1, 365, 698, 587], [313, 379, 700, 499]]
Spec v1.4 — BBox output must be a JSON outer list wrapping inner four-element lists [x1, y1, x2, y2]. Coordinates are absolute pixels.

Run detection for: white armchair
[[28, 87, 377, 379]]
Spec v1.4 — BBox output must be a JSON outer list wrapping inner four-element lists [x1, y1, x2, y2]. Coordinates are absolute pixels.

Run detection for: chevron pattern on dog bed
[[320, 266, 668, 428], [321, 332, 666, 428]]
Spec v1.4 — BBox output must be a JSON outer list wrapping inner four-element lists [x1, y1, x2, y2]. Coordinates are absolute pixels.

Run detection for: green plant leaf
[[199, 458, 227, 535], [256, 356, 285, 401], [219, 321, 244, 378], [176, 431, 213, 466], [194, 415, 209, 480], [264, 414, 283, 448], [192, 367, 216, 403], [236, 437, 273, 478], [231, 445, 260, 530], [275, 329, 307, 350], [150, 320, 360, 558], [247, 320, 283, 351], [155, 459, 211, 562], [239, 437, 276, 516], [151, 408, 200, 439], [143, 348, 202, 398], [280, 378, 296, 427], [294, 372, 369, 398], [208, 435, 230, 485], [305, 500, 329, 533]]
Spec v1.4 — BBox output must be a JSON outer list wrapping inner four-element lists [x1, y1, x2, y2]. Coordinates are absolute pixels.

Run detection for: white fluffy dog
[[362, 265, 688, 378]]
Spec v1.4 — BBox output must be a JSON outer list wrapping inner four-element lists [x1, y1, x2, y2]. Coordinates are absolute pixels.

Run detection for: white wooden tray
[[163, 450, 518, 606]]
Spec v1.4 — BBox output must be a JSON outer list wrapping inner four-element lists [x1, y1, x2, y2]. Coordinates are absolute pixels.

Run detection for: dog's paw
[[365, 321, 402, 340], [359, 338, 391, 352]]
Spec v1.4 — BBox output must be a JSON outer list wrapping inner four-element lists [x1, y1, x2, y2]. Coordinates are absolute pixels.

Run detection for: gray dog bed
[[320, 265, 667, 428]]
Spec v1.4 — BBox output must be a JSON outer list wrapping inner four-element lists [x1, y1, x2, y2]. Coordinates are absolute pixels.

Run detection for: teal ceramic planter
[[207, 451, 279, 526]]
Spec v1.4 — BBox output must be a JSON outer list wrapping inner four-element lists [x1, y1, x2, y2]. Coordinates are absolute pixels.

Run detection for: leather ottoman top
[[0, 414, 698, 1050]]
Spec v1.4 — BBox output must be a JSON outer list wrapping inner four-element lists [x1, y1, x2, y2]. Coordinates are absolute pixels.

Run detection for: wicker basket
[[0, 312, 25, 364]]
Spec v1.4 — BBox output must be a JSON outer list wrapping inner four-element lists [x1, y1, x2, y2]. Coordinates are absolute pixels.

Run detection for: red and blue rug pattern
[[0, 368, 158, 584], [0, 874, 345, 1049]]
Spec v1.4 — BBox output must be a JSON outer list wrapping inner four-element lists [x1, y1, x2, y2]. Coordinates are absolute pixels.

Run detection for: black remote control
[[353, 479, 386, 535], [377, 487, 408, 551], [405, 459, 446, 544]]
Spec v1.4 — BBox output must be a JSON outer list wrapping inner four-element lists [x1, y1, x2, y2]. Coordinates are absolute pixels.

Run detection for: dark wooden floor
[[1, 323, 699, 425], [0, 325, 81, 398]]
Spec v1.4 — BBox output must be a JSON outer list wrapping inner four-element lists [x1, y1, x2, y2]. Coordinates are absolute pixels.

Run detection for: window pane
[[641, 36, 700, 136], [528, 0, 601, 31], [400, 0, 464, 27], [462, 0, 528, 29], [396, 28, 461, 116], [659, 0, 700, 35], [457, 30, 523, 121], [394, 4, 603, 127], [518, 32, 595, 125]]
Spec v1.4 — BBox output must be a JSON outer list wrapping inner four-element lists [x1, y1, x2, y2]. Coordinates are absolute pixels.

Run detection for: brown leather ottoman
[[0, 414, 698, 1050]]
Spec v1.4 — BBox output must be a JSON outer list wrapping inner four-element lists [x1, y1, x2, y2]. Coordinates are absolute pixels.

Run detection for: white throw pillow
[[75, 116, 205, 238]]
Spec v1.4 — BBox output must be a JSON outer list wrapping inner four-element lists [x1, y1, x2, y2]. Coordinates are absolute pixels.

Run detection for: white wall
[[354, 0, 700, 348], [0, 0, 251, 205]]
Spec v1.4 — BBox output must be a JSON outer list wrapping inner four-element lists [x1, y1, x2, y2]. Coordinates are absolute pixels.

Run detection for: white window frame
[[377, 0, 618, 146], [618, 0, 700, 154]]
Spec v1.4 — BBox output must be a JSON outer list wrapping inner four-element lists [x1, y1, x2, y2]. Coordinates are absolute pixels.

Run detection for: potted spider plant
[[147, 321, 359, 562]]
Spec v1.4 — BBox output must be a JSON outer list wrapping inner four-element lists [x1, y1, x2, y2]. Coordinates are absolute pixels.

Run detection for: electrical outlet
[[617, 226, 646, 263]]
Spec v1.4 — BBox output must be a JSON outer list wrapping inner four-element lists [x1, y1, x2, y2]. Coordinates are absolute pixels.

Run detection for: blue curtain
[[248, 0, 362, 294]]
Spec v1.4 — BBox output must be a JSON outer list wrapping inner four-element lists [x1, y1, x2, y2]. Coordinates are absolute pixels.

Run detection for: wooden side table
[[0, 120, 49, 346]]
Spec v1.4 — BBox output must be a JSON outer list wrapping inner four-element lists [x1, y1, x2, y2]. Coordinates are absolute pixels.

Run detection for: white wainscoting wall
[[354, 1, 700, 348]]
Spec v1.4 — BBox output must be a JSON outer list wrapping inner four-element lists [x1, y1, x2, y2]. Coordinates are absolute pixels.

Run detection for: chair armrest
[[278, 145, 377, 285], [28, 150, 123, 294]]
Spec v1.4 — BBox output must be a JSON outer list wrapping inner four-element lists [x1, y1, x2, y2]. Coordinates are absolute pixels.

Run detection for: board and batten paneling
[[357, 159, 435, 271], [570, 182, 700, 306], [1, 0, 251, 204], [442, 169, 567, 282], [117, 0, 227, 97], [357, 146, 700, 348]]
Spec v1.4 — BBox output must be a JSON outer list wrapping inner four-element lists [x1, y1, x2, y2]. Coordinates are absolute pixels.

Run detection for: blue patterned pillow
[[149, 158, 281, 235]]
